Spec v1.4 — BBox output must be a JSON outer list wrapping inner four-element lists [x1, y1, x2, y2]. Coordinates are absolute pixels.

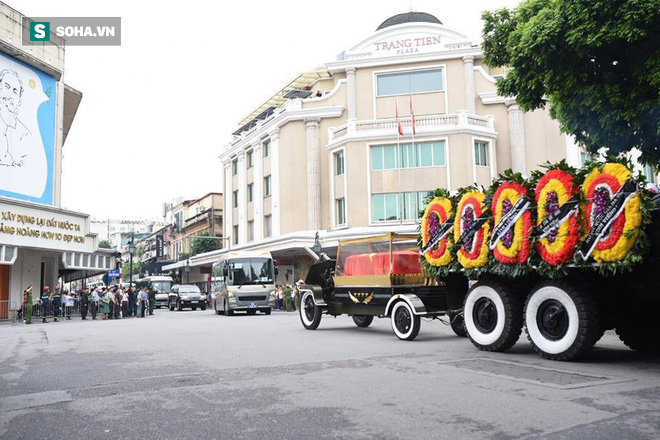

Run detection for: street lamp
[[128, 232, 136, 287]]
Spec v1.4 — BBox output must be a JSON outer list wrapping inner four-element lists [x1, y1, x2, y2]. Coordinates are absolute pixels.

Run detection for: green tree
[[482, 0, 660, 165], [98, 239, 112, 249], [190, 232, 220, 256], [121, 262, 141, 278]]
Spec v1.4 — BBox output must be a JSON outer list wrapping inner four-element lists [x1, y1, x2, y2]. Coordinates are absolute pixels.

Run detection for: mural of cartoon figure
[[0, 69, 29, 167], [0, 53, 54, 204]]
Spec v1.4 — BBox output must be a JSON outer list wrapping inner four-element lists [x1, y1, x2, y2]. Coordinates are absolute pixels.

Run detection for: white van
[[135, 276, 173, 308], [211, 251, 277, 316]]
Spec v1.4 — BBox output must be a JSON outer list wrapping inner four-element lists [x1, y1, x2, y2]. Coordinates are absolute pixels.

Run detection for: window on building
[[372, 193, 399, 222], [372, 141, 446, 170], [474, 141, 489, 167], [264, 215, 272, 238], [232, 225, 239, 245], [263, 140, 271, 158], [247, 221, 254, 242], [233, 190, 239, 208], [335, 151, 345, 176], [247, 183, 254, 203], [246, 150, 254, 168], [643, 164, 656, 183], [372, 191, 433, 222], [336, 198, 346, 226], [232, 159, 238, 176], [377, 69, 444, 96], [264, 175, 272, 197]]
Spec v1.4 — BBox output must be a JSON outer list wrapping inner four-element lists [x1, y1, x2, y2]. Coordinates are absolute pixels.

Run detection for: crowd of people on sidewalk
[[272, 280, 306, 312], [21, 284, 158, 324]]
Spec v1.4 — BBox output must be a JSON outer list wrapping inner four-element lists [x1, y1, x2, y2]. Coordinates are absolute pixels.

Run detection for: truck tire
[[616, 314, 660, 354], [524, 281, 601, 361], [225, 301, 234, 316], [464, 280, 523, 352], [391, 301, 421, 341], [352, 315, 374, 328], [300, 291, 322, 330], [450, 314, 467, 337]]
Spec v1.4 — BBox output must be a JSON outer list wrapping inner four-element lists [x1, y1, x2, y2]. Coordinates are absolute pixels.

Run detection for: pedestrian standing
[[41, 286, 50, 323], [139, 288, 148, 318], [132, 288, 138, 317], [101, 290, 110, 320], [23, 285, 33, 324], [284, 285, 292, 312], [121, 288, 129, 318], [127, 288, 134, 317], [114, 288, 121, 319], [294, 280, 304, 311], [91, 288, 99, 320], [51, 286, 62, 322], [148, 285, 156, 316], [80, 288, 89, 320]]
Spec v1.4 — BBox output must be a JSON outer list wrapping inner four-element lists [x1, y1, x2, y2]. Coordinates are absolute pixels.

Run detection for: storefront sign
[[0, 200, 94, 253], [373, 34, 442, 55]]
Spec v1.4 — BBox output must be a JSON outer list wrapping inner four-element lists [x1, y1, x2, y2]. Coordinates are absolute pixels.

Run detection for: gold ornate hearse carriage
[[299, 233, 468, 340]]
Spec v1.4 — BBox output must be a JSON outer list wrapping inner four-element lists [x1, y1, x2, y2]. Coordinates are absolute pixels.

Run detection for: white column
[[463, 56, 476, 114], [269, 129, 281, 237], [223, 161, 233, 244], [506, 99, 527, 175], [305, 118, 322, 231], [346, 67, 356, 121], [253, 143, 263, 241], [237, 151, 247, 244]]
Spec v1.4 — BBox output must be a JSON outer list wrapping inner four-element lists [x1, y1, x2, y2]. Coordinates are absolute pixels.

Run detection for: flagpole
[[410, 93, 418, 224]]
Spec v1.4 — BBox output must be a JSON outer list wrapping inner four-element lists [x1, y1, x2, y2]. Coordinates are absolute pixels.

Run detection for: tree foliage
[[98, 239, 112, 249], [482, 0, 660, 165], [190, 232, 220, 256]]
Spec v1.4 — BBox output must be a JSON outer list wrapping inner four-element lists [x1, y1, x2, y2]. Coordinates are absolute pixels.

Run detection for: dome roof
[[377, 12, 442, 31]]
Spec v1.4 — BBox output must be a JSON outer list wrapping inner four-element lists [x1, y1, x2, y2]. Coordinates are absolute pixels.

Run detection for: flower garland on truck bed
[[488, 171, 534, 277], [418, 159, 653, 279]]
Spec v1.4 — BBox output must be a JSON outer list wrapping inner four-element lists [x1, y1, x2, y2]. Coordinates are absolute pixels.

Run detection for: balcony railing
[[328, 112, 495, 144]]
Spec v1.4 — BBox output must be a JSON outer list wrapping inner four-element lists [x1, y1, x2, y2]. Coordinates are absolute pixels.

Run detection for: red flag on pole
[[396, 96, 404, 136], [409, 95, 416, 135]]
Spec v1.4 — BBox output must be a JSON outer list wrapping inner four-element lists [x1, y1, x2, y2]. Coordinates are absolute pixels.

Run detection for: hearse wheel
[[464, 280, 523, 352], [450, 314, 467, 338], [352, 315, 374, 328], [300, 291, 322, 330], [390, 301, 420, 341], [525, 281, 601, 361]]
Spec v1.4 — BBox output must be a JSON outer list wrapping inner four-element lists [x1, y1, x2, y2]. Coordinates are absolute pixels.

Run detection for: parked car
[[168, 284, 207, 311]]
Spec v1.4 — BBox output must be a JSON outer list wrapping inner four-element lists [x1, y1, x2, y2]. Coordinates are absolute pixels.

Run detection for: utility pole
[[128, 231, 136, 287]]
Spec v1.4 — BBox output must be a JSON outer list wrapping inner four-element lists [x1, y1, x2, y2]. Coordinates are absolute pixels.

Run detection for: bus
[[211, 251, 277, 316], [135, 275, 174, 308]]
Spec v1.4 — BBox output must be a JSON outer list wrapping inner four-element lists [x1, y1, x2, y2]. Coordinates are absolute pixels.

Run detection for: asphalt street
[[0, 309, 658, 440]]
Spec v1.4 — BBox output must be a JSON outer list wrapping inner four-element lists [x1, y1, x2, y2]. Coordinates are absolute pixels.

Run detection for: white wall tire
[[390, 301, 421, 341], [300, 291, 322, 330], [464, 280, 523, 352], [525, 281, 601, 361]]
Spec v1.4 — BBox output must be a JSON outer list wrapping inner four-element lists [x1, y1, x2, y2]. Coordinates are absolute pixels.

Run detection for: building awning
[[233, 69, 332, 135], [61, 251, 115, 271], [0, 245, 17, 265]]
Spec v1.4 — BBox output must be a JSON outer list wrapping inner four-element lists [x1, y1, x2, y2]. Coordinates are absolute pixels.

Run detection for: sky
[[19, 0, 521, 222]]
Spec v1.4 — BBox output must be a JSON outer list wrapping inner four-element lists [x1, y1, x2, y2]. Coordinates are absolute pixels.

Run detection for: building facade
[[218, 12, 656, 280], [0, 3, 113, 317]]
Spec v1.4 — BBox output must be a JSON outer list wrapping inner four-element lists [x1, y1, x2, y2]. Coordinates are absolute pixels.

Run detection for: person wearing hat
[[80, 288, 89, 320], [284, 284, 292, 312], [51, 286, 62, 322], [294, 280, 304, 312], [23, 285, 33, 324], [41, 286, 50, 323]]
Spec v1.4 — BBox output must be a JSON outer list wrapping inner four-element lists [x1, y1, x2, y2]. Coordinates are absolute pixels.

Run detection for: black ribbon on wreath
[[578, 179, 637, 260]]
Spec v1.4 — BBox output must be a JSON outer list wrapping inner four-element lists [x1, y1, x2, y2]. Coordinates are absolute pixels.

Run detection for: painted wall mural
[[0, 52, 56, 205]]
